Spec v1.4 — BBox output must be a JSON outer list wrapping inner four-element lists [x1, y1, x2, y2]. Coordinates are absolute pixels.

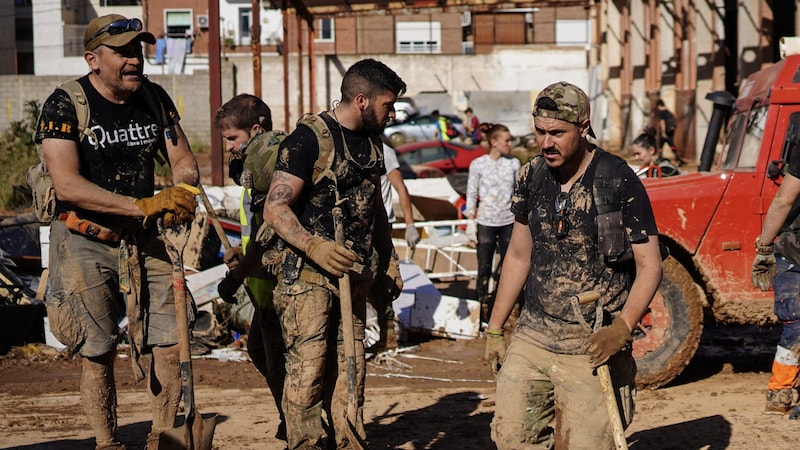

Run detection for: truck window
[[721, 113, 746, 169], [722, 106, 767, 170]]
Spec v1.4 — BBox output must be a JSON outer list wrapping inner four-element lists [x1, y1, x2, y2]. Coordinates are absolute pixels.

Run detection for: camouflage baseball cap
[[533, 81, 596, 138]]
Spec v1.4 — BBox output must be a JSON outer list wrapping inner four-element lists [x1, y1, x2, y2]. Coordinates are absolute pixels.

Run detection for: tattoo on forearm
[[268, 184, 293, 204]]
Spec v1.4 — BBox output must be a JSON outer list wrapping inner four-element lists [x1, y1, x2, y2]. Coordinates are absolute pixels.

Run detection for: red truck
[[633, 50, 800, 388]]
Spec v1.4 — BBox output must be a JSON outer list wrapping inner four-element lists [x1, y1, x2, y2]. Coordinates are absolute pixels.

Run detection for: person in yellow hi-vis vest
[[214, 94, 287, 441]]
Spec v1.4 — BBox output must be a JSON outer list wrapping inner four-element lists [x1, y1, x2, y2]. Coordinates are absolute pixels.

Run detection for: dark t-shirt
[[34, 75, 178, 227], [510, 148, 659, 354], [275, 112, 385, 262], [658, 109, 677, 135]]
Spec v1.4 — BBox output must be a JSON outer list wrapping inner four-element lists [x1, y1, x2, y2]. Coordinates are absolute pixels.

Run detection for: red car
[[394, 140, 484, 175]]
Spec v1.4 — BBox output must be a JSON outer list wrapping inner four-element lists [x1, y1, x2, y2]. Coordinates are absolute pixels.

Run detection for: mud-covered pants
[[273, 277, 369, 449], [768, 256, 800, 391], [492, 336, 636, 449]]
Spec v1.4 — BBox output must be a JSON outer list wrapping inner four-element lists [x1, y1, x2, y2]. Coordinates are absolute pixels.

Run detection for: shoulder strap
[[57, 79, 97, 146], [297, 113, 336, 185], [592, 148, 628, 215], [525, 154, 548, 194]]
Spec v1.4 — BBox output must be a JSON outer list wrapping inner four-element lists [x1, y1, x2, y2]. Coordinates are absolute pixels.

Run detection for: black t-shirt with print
[[34, 75, 178, 227], [276, 112, 385, 262], [510, 148, 659, 354]]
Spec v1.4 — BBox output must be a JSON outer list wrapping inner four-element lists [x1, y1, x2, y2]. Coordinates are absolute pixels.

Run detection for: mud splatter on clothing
[[510, 148, 658, 353]]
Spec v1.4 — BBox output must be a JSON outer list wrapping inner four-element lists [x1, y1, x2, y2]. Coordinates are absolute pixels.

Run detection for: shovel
[[578, 291, 628, 450], [156, 220, 217, 450], [332, 206, 366, 449]]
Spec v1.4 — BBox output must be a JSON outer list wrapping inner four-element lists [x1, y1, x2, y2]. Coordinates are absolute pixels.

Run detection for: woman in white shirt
[[464, 123, 520, 325]]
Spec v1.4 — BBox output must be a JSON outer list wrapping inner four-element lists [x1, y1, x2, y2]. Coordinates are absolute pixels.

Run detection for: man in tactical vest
[[263, 58, 405, 449], [214, 93, 287, 439]]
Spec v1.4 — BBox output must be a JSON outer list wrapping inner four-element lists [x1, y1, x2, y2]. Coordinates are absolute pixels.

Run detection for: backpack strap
[[592, 148, 628, 215], [57, 79, 98, 148], [297, 113, 336, 185]]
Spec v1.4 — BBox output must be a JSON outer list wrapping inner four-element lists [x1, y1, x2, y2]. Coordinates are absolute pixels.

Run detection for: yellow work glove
[[484, 330, 506, 375], [305, 236, 358, 278], [752, 238, 776, 292], [133, 183, 199, 228], [584, 317, 632, 368]]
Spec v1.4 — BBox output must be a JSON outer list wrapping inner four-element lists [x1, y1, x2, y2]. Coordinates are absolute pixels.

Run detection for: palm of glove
[[134, 183, 199, 228], [484, 333, 507, 375], [752, 252, 776, 292], [584, 317, 632, 368], [306, 236, 358, 277]]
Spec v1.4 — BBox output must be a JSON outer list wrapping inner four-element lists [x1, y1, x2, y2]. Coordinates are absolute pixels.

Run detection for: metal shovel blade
[[158, 412, 217, 450]]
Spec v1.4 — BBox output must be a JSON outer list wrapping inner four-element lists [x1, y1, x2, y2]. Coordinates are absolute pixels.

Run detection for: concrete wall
[[0, 64, 237, 147], [0, 49, 586, 148]]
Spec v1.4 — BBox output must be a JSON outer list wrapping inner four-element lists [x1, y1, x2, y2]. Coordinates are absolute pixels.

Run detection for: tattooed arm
[[263, 170, 315, 252]]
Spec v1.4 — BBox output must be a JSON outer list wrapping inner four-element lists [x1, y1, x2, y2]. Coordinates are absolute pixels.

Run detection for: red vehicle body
[[634, 52, 800, 388], [394, 140, 484, 175]]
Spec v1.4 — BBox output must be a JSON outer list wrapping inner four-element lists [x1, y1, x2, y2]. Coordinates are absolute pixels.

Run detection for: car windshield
[[721, 106, 767, 170]]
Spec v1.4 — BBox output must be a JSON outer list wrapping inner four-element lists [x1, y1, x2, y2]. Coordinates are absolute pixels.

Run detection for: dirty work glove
[[752, 239, 776, 292], [305, 236, 358, 278], [223, 246, 244, 270], [584, 317, 632, 368], [484, 330, 506, 375], [217, 272, 242, 304], [133, 183, 199, 228], [405, 226, 420, 250]]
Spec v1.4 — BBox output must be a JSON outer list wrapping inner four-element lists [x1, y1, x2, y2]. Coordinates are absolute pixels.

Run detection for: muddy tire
[[633, 256, 704, 389]]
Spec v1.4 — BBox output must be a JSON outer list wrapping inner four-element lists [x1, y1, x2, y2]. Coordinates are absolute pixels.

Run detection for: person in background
[[464, 122, 519, 326], [657, 99, 684, 166], [752, 143, 800, 415], [484, 81, 662, 448], [35, 14, 200, 450], [631, 127, 680, 178], [464, 107, 481, 144], [213, 94, 287, 440]]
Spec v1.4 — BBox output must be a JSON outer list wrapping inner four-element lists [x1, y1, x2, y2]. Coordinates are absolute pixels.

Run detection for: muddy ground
[[1, 322, 798, 450]]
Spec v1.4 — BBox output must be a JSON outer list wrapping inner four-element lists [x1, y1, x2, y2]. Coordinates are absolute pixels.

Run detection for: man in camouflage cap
[[484, 81, 662, 448]]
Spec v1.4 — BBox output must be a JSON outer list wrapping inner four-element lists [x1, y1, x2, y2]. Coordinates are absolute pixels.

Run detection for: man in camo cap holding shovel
[[484, 81, 662, 448]]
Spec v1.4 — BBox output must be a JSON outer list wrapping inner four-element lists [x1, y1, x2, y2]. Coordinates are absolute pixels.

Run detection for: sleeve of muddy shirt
[[509, 159, 534, 218], [275, 126, 320, 182], [34, 89, 79, 144]]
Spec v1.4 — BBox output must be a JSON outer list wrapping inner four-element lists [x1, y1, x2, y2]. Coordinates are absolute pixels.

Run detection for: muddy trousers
[[492, 336, 636, 450], [247, 304, 288, 439], [273, 278, 368, 450], [475, 223, 512, 322], [768, 256, 800, 391]]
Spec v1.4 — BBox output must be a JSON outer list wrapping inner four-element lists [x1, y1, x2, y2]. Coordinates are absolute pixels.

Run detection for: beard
[[361, 105, 385, 134]]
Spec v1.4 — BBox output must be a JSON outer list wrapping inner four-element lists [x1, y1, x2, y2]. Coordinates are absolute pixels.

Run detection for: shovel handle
[[333, 207, 362, 447], [198, 184, 232, 252], [598, 364, 629, 450]]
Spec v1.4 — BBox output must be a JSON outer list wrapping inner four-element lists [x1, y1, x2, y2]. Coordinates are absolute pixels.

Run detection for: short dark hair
[[215, 94, 273, 132], [341, 58, 406, 103], [633, 126, 658, 149]]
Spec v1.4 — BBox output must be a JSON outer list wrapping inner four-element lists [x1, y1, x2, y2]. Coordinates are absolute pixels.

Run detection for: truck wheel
[[632, 256, 704, 389]]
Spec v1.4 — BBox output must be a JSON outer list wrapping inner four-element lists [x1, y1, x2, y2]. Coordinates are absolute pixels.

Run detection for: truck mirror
[[767, 160, 784, 180]]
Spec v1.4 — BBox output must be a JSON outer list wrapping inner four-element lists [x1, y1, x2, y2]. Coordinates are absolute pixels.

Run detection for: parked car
[[393, 97, 419, 123], [394, 140, 484, 175], [384, 114, 466, 147]]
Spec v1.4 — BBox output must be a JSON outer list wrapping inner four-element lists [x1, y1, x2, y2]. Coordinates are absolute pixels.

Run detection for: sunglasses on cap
[[87, 18, 143, 43]]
